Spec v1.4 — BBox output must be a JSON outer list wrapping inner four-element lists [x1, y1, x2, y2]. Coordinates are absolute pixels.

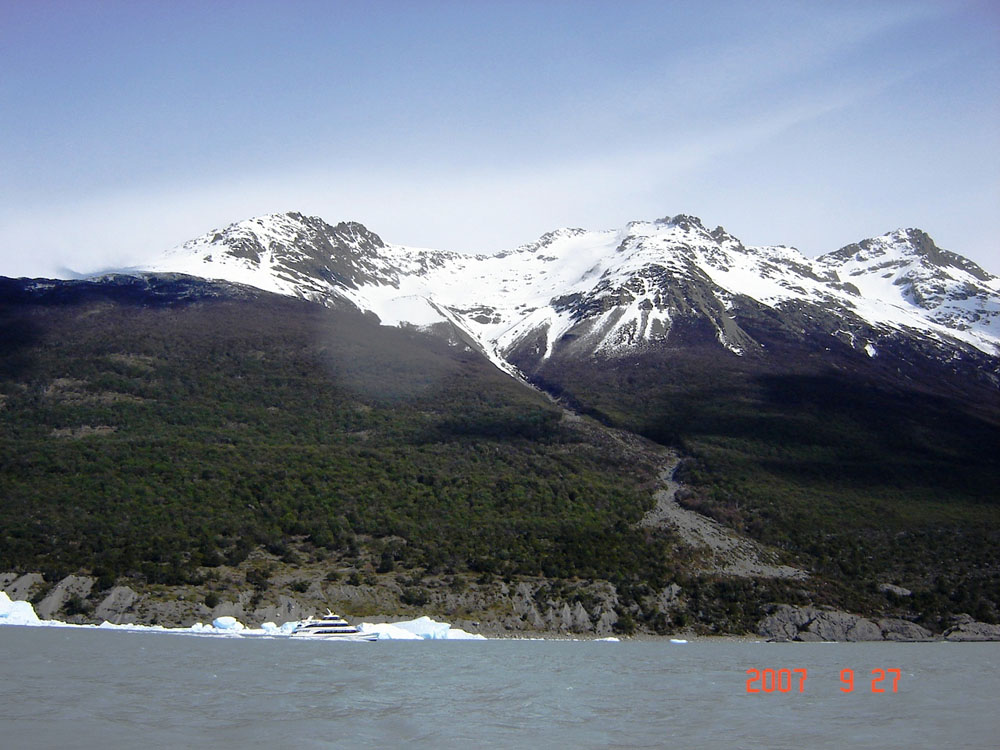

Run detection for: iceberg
[[358, 622, 423, 640], [391, 616, 451, 639], [1, 592, 487, 640], [258, 621, 297, 635], [211, 615, 246, 632], [439, 627, 487, 640], [359, 616, 486, 640], [0, 591, 41, 626]]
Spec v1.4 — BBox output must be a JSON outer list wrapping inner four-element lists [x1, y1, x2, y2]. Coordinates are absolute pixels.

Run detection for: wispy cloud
[[0, 1, 995, 276], [0, 38, 987, 279]]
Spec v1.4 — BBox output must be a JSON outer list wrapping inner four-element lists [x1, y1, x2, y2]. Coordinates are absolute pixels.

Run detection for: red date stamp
[[745, 668, 901, 693]]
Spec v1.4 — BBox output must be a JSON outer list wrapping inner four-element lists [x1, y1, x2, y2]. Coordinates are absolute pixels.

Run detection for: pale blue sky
[[1, 0, 997, 277]]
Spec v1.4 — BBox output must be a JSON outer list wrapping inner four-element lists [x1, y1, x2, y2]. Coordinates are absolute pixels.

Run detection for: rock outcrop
[[877, 618, 935, 642], [93, 586, 141, 623], [758, 605, 934, 642], [943, 614, 1000, 641], [36, 575, 94, 619], [2, 572, 45, 601], [878, 583, 912, 597], [501, 580, 620, 635]]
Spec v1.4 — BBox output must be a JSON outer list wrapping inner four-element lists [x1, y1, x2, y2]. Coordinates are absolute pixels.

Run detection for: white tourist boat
[[290, 611, 378, 641]]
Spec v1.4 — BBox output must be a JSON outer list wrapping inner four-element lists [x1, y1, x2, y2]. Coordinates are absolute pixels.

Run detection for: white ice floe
[[260, 621, 300, 635], [357, 622, 423, 640], [1, 592, 493, 640], [0, 591, 41, 626], [211, 615, 245, 631], [1, 593, 621, 642], [358, 616, 486, 640]]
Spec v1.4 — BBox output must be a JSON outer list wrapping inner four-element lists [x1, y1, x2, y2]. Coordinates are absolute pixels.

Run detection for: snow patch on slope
[[140, 213, 1000, 363]]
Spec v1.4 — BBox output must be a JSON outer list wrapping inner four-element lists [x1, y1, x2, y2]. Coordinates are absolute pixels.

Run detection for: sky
[[1, 0, 998, 278]]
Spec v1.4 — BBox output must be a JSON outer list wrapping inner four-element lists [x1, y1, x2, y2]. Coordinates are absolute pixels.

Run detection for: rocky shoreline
[[4, 571, 999, 641], [1, 570, 626, 637], [757, 604, 1000, 642]]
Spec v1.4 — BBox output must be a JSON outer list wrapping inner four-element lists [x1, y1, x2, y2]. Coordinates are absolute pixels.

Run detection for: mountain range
[[2, 211, 998, 636], [145, 211, 1000, 374]]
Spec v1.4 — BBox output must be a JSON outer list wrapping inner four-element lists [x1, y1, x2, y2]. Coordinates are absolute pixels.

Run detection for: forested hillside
[[2, 274, 997, 634]]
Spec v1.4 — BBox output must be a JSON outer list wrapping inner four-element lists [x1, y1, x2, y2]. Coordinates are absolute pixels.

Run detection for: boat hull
[[290, 631, 378, 641]]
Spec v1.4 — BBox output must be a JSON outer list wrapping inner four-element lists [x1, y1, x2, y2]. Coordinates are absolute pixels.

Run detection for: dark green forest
[[2, 275, 998, 632], [525, 322, 1000, 628], [0, 278, 694, 623]]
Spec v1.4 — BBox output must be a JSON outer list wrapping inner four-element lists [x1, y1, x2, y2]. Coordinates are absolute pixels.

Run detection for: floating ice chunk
[[595, 637, 620, 642], [2, 591, 488, 641], [438, 626, 487, 640], [392, 616, 451, 639], [0, 591, 41, 625], [256, 621, 298, 635], [211, 615, 245, 631], [357, 622, 423, 640], [359, 616, 487, 640], [670, 638, 688, 644]]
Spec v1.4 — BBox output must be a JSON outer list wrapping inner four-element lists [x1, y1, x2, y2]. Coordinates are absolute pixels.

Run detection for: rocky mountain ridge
[[143, 212, 1000, 382]]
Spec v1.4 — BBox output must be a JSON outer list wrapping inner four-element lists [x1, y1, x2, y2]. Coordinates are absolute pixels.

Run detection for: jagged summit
[[154, 212, 406, 299], [820, 228, 993, 281], [140, 211, 999, 370], [815, 229, 999, 334], [166, 211, 387, 266]]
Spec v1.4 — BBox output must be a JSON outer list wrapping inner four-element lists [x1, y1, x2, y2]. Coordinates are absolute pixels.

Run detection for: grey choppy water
[[1, 627, 997, 749]]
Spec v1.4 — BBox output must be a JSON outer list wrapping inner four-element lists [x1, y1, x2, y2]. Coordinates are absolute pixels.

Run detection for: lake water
[[1, 627, 997, 749]]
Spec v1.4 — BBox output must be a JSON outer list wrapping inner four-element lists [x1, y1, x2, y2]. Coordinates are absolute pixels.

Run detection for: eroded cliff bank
[[5, 570, 999, 641]]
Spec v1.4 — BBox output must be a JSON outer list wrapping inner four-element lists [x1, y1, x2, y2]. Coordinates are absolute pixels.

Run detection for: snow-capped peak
[[140, 213, 999, 367], [816, 229, 998, 335], [152, 212, 407, 303], [819, 228, 991, 281]]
